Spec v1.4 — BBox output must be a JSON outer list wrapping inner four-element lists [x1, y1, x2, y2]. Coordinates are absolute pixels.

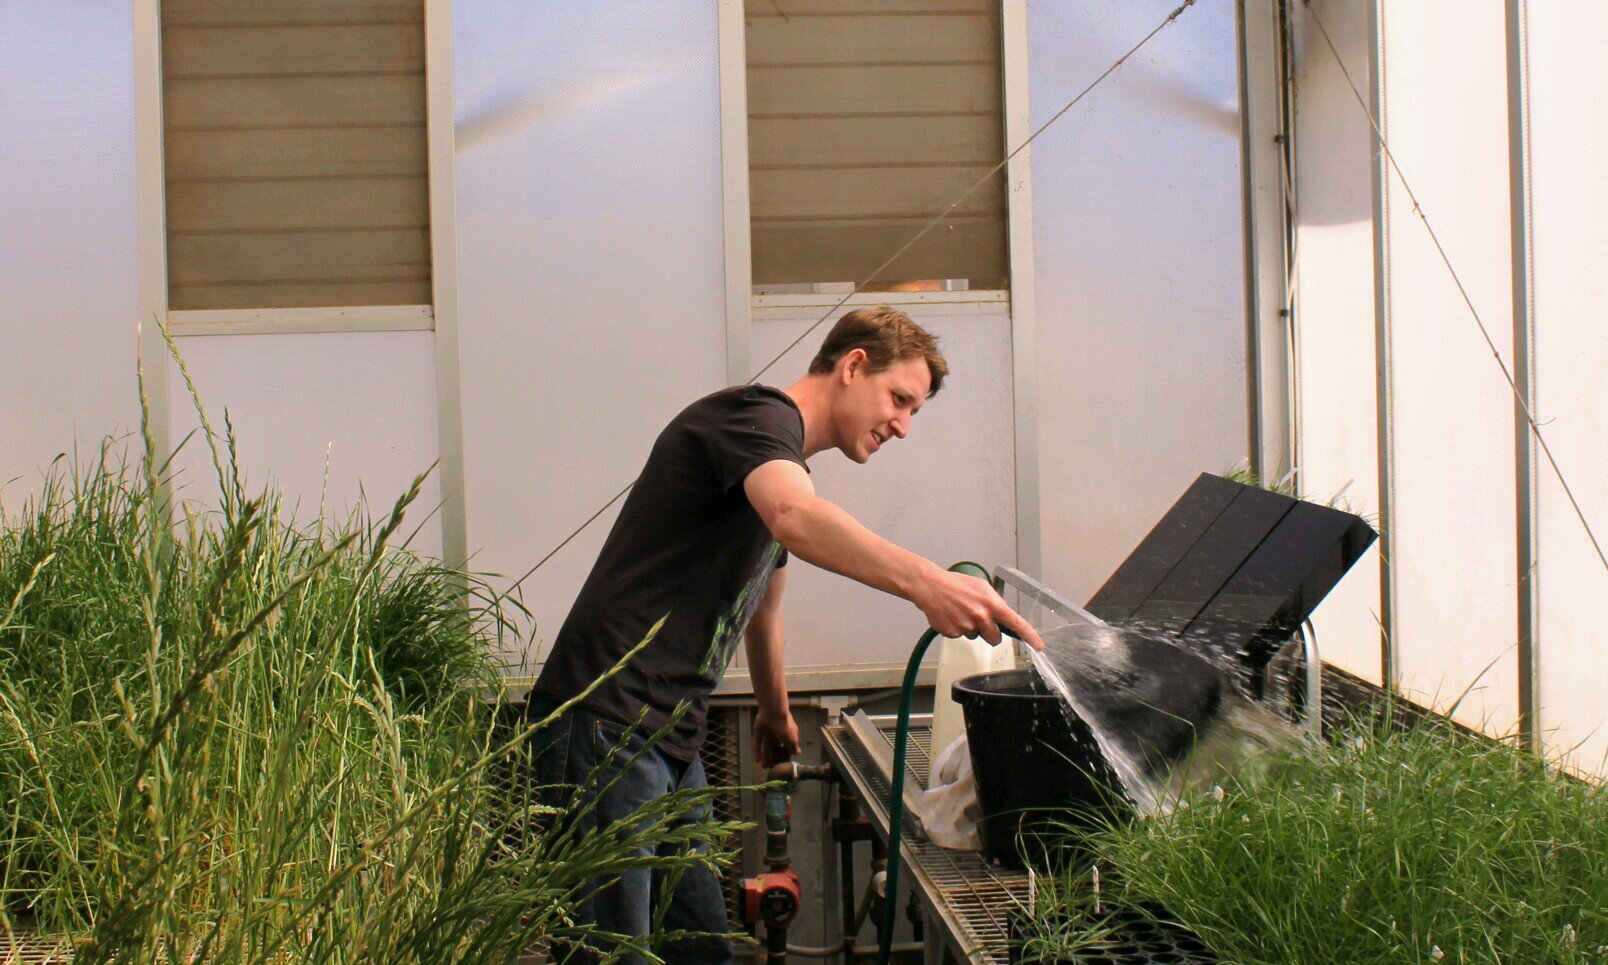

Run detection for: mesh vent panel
[[702, 705, 747, 928]]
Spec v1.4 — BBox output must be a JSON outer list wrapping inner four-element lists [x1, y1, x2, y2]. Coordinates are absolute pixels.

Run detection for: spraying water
[[1027, 623, 1303, 816]]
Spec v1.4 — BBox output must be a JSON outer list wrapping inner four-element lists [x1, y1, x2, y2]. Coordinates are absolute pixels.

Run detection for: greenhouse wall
[[452, 1, 730, 669], [1378, 0, 1522, 737], [446, 0, 1253, 672], [1288, 0, 1607, 776], [1027, 0, 1250, 604], [7, 2, 1280, 695], [1527, 3, 1608, 775], [1286, 0, 1385, 686], [1, 2, 143, 483]]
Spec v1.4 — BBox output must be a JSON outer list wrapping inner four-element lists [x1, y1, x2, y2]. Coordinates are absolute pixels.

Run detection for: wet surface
[[1083, 472, 1377, 676], [1183, 499, 1378, 666], [1027, 625, 1301, 816]]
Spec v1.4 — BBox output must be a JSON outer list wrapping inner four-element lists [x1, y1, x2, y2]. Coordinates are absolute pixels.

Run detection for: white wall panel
[[453, 2, 727, 667], [1528, 4, 1608, 774], [1287, 0, 1385, 683], [748, 309, 1017, 668], [0, 2, 141, 493], [1379, 2, 1519, 733], [164, 333, 443, 559], [1026, 0, 1249, 604]]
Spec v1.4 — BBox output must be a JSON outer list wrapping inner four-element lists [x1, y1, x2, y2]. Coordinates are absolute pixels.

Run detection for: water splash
[[1028, 623, 1303, 816]]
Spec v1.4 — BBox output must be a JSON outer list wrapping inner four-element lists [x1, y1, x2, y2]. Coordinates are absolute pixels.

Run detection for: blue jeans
[[527, 698, 735, 965]]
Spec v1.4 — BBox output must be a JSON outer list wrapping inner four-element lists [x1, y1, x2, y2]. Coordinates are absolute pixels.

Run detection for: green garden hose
[[876, 561, 992, 965]]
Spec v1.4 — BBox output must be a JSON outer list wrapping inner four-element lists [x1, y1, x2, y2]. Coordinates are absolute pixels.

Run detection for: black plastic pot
[[1006, 904, 1216, 964], [951, 669, 1129, 870]]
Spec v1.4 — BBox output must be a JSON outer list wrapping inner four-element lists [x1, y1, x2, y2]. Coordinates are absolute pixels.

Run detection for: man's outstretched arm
[[744, 459, 1043, 649], [744, 565, 798, 768]]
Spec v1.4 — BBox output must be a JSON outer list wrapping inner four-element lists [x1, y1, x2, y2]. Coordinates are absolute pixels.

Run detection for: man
[[528, 307, 1042, 962]]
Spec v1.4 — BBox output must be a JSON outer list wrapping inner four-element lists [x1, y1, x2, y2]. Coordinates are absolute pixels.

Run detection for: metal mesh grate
[[485, 703, 544, 861], [0, 935, 74, 963], [829, 719, 1217, 965], [701, 705, 747, 928], [827, 721, 1029, 964]]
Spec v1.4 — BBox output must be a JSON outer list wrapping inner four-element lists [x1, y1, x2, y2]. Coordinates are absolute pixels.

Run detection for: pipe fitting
[[766, 760, 835, 789]]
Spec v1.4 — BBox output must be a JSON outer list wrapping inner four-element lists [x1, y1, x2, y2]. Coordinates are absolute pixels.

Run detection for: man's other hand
[[753, 709, 800, 768], [912, 567, 1045, 650]]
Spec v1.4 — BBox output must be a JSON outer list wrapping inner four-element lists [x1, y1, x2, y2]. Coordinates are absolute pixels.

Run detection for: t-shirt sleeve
[[703, 390, 808, 496]]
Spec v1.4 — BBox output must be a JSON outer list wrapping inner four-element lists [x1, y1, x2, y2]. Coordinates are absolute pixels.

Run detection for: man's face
[[831, 352, 931, 463]]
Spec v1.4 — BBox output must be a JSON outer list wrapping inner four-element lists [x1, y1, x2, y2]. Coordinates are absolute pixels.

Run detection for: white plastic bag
[[918, 733, 982, 851]]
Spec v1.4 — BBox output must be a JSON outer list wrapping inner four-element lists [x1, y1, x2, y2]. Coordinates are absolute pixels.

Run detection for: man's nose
[[889, 416, 909, 439]]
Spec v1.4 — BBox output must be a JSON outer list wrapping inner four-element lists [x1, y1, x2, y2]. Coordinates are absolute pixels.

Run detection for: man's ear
[[839, 348, 868, 384]]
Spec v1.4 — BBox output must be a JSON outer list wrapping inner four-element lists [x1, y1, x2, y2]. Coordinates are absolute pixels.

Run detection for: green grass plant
[[0, 350, 742, 962], [1019, 709, 1607, 963]]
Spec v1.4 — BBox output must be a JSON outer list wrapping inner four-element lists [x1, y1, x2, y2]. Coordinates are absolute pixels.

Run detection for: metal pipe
[[782, 939, 924, 960], [1504, 0, 1540, 755], [860, 841, 887, 936], [854, 873, 882, 944], [768, 761, 835, 786], [836, 793, 860, 948], [993, 565, 1107, 628], [751, 761, 835, 963], [740, 941, 925, 962], [764, 786, 790, 867]]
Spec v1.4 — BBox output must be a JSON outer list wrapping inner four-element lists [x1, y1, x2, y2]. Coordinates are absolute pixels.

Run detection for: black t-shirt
[[531, 385, 808, 761]]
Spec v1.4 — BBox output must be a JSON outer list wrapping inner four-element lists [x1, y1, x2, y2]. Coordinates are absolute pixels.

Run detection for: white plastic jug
[[930, 635, 1015, 758]]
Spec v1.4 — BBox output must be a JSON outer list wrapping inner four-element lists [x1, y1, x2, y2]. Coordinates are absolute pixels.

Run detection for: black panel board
[[1085, 473, 1243, 625], [1119, 485, 1297, 635], [1182, 501, 1378, 665]]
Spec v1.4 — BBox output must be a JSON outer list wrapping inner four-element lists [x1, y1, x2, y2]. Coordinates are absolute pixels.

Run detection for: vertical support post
[[1001, 0, 1041, 577], [425, 0, 470, 573], [1504, 0, 1540, 753], [1237, 0, 1295, 483], [719, 0, 754, 385], [1367, 0, 1400, 691], [134, 0, 173, 487]]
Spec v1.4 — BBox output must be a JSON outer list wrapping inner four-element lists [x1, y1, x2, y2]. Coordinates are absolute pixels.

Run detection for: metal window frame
[[1001, 0, 1041, 577], [1237, 0, 1296, 485], [1504, 0, 1539, 751], [134, 0, 172, 475], [133, 0, 469, 570], [1367, 0, 1400, 692], [716, 0, 1041, 576]]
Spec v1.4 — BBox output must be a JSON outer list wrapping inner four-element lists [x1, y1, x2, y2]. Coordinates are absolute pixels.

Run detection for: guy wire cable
[[1303, 1, 1608, 575], [496, 0, 1203, 601]]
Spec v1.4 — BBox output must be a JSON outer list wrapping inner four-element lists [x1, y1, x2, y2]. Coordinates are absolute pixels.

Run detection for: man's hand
[[753, 709, 800, 769], [911, 566, 1044, 650]]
